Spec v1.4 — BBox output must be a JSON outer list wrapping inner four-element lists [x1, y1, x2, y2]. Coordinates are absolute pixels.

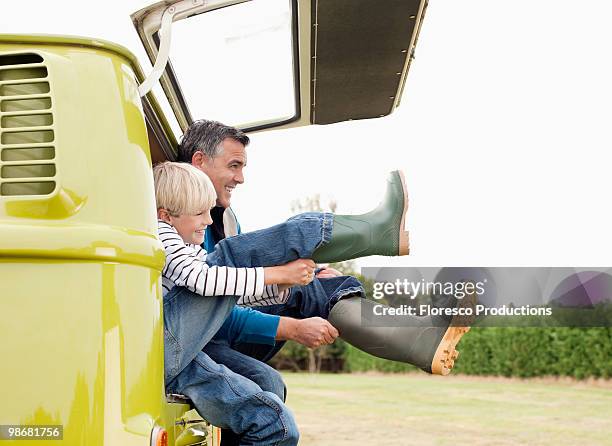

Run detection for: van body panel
[[0, 37, 174, 445], [0, 261, 164, 445]]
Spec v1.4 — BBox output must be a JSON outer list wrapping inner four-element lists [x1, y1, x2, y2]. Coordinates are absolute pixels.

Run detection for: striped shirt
[[158, 221, 289, 306]]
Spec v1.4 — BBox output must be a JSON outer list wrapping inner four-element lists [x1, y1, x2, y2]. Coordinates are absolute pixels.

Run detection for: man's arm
[[219, 307, 339, 349], [276, 316, 339, 349], [217, 306, 280, 346]]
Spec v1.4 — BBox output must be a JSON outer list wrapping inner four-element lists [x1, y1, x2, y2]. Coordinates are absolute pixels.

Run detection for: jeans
[[204, 339, 287, 402], [233, 275, 366, 362], [163, 212, 335, 445], [205, 212, 332, 267]]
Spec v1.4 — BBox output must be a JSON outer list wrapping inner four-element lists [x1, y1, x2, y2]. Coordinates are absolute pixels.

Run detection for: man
[[177, 120, 349, 361], [177, 119, 476, 443], [178, 119, 473, 374], [172, 121, 353, 445]]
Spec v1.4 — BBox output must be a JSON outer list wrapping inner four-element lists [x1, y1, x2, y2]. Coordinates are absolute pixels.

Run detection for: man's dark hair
[[177, 119, 250, 162]]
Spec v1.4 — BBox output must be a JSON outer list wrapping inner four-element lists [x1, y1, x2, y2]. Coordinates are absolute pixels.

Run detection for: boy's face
[[164, 209, 213, 245]]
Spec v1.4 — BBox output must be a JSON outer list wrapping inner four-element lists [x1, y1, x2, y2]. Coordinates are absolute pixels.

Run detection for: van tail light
[[151, 426, 168, 446]]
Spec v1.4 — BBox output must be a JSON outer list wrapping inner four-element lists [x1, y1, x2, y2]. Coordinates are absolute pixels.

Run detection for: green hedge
[[344, 344, 416, 373], [453, 326, 612, 378], [342, 327, 612, 379]]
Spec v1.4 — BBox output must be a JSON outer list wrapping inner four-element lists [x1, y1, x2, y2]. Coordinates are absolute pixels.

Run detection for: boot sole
[[430, 293, 477, 375], [396, 170, 410, 255], [430, 326, 470, 375]]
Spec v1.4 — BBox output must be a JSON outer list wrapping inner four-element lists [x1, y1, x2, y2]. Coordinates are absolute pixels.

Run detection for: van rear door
[[131, 0, 427, 140]]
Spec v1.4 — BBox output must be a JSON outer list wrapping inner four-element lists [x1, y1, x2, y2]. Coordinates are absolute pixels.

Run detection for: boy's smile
[[160, 209, 213, 245]]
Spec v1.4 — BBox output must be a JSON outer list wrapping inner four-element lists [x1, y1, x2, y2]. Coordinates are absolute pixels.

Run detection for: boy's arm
[[159, 221, 266, 298], [238, 286, 291, 306]]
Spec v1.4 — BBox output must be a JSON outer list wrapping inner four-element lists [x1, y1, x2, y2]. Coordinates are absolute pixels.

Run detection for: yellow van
[[0, 1, 427, 444]]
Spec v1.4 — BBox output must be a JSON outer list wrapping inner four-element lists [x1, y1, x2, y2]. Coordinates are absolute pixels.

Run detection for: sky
[[2, 0, 611, 270]]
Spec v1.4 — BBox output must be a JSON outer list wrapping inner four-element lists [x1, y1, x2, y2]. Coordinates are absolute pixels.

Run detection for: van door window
[[169, 0, 298, 130]]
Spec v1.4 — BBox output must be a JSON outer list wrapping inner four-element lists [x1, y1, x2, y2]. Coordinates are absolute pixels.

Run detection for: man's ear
[[191, 151, 209, 169], [157, 208, 172, 223]]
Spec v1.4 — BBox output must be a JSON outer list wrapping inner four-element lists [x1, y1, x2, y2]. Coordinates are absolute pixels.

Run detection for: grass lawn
[[282, 373, 612, 446]]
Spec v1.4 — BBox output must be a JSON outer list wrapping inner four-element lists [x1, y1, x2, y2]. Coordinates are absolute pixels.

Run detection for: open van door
[[131, 0, 427, 142]]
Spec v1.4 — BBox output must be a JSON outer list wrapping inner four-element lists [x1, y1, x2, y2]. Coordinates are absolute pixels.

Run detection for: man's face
[[196, 138, 246, 208]]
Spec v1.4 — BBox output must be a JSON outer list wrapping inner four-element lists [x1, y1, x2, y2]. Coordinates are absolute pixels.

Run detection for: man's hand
[[315, 266, 343, 279], [276, 316, 339, 348], [295, 317, 339, 348], [264, 259, 316, 287]]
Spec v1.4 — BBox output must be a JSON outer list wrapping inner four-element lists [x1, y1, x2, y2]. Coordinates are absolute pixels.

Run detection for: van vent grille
[[0, 52, 56, 197]]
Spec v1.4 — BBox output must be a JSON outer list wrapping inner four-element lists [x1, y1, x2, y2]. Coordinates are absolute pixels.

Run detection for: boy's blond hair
[[153, 161, 217, 215]]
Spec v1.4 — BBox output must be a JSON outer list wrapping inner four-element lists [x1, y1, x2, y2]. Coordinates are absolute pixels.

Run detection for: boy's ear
[[157, 208, 171, 222]]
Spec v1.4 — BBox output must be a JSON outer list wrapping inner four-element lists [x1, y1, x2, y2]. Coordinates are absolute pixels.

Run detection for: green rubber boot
[[328, 296, 475, 375], [312, 170, 410, 263]]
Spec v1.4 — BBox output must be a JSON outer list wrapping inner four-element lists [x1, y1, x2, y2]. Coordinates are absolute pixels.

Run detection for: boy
[[154, 161, 472, 444], [154, 161, 367, 446]]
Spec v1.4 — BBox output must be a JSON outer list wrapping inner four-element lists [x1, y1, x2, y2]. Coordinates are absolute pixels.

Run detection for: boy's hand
[[265, 259, 316, 286]]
